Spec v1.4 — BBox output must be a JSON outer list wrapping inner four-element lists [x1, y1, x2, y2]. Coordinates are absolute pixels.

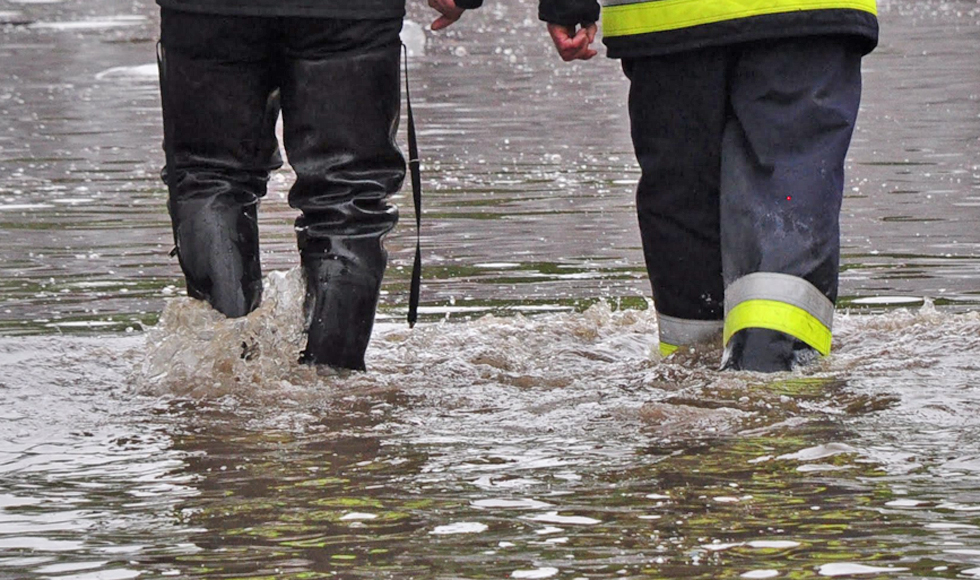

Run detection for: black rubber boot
[[278, 22, 404, 371], [158, 10, 283, 318], [298, 234, 387, 371], [169, 195, 263, 318], [721, 328, 816, 372]]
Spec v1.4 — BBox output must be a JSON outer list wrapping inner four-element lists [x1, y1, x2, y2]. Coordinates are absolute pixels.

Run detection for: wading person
[[155, 0, 480, 370], [540, 0, 878, 371]]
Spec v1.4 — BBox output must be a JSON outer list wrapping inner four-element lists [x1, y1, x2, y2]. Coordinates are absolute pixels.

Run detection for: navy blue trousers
[[623, 36, 864, 368]]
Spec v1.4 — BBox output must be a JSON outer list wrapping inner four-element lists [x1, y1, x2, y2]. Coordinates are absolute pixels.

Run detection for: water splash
[[135, 268, 314, 399]]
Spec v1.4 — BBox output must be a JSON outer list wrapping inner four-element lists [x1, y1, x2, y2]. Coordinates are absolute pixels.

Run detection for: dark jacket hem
[[539, 0, 601, 27], [156, 1, 405, 19]]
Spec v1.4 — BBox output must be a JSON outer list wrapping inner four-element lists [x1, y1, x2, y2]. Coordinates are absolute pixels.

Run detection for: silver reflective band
[[658, 313, 724, 346], [724, 272, 834, 330], [603, 0, 640, 6]]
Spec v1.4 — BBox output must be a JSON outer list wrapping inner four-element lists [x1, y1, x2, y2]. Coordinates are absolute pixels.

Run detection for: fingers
[[584, 23, 597, 44], [429, 0, 464, 30], [572, 27, 598, 60], [547, 23, 597, 61], [431, 15, 455, 30]]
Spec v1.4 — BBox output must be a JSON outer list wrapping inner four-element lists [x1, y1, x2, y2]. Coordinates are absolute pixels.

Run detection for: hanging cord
[[403, 44, 422, 328]]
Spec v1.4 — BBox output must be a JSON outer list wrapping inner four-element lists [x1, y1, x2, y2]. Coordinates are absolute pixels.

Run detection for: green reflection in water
[[137, 379, 980, 579]]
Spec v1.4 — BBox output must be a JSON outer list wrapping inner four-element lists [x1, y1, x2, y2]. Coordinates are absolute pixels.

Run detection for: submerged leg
[[720, 36, 864, 371], [167, 194, 264, 318], [280, 18, 404, 370], [623, 49, 729, 355], [158, 10, 282, 317], [296, 231, 388, 371]]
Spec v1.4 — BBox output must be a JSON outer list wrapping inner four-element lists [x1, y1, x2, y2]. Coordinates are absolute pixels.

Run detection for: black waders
[[158, 11, 404, 370]]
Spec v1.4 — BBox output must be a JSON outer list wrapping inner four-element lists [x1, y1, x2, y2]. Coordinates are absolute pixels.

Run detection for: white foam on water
[[3, 275, 980, 580], [123, 270, 980, 458], [746, 541, 801, 549], [135, 268, 313, 400], [925, 522, 980, 530], [0, 203, 54, 210], [936, 502, 980, 512], [511, 567, 559, 579], [777, 443, 859, 462], [534, 526, 564, 535], [472, 498, 553, 510], [885, 499, 926, 507], [946, 549, 980, 556], [527, 512, 601, 525], [817, 563, 909, 576], [474, 262, 522, 269], [430, 522, 488, 535], [742, 571, 779, 579], [704, 542, 743, 552], [340, 512, 378, 521], [850, 296, 925, 306]]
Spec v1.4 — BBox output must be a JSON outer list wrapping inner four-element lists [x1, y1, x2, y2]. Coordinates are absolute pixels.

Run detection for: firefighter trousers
[[622, 36, 864, 371], [157, 10, 405, 370]]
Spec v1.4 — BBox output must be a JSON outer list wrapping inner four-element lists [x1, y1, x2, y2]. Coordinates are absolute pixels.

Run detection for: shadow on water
[[1, 0, 979, 578]]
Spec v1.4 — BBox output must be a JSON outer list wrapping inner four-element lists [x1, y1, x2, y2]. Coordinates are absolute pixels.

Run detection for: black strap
[[403, 45, 422, 328]]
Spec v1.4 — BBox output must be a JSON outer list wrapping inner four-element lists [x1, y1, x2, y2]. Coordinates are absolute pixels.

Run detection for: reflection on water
[[0, 0, 979, 578]]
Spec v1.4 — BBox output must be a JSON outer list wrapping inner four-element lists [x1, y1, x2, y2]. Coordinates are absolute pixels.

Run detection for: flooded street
[[1, 0, 980, 578]]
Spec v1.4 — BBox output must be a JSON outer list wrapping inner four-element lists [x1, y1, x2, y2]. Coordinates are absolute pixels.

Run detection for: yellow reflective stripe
[[660, 342, 680, 357], [603, 0, 878, 37], [725, 272, 834, 330], [723, 299, 832, 355]]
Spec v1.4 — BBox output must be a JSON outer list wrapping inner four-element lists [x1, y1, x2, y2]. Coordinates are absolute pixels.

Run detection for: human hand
[[429, 0, 465, 30], [547, 22, 598, 61]]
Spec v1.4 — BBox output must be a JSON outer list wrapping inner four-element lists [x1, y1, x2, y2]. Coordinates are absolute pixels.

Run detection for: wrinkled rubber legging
[[158, 10, 406, 370]]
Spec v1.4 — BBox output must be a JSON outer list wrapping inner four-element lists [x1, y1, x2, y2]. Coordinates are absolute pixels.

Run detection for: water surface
[[0, 0, 979, 578]]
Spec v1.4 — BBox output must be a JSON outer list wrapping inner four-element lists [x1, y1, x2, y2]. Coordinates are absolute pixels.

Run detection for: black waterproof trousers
[[623, 36, 863, 371], [158, 9, 404, 370]]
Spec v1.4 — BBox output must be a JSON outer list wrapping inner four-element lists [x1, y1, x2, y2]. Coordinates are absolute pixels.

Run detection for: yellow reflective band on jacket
[[723, 299, 833, 356], [602, 0, 878, 38]]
